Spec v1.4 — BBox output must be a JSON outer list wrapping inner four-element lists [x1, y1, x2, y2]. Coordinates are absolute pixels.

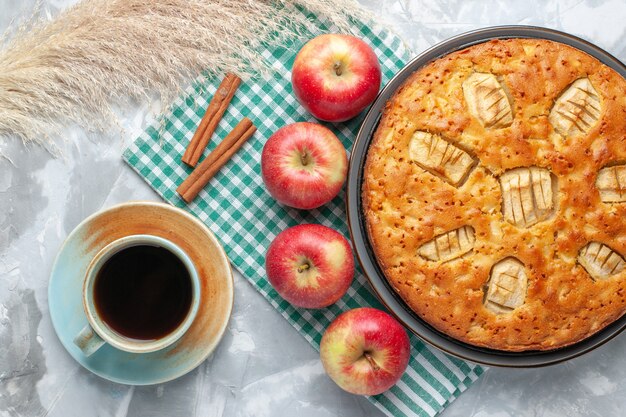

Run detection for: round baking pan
[[346, 26, 626, 367]]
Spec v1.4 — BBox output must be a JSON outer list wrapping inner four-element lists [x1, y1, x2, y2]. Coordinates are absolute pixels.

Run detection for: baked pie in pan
[[362, 38, 626, 351]]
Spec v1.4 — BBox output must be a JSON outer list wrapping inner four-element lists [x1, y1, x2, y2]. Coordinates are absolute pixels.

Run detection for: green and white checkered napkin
[[123, 12, 484, 417]]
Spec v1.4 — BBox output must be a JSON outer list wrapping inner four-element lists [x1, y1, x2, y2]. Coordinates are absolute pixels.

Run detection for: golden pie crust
[[362, 38, 626, 351]]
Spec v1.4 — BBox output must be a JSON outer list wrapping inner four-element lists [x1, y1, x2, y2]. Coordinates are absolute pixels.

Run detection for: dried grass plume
[[0, 0, 370, 144]]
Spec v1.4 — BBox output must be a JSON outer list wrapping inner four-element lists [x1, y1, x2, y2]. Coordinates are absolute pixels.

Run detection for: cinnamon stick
[[177, 117, 256, 203], [182, 73, 241, 167]]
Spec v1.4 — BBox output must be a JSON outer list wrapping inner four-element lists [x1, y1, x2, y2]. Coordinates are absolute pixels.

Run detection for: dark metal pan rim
[[346, 25, 626, 368]]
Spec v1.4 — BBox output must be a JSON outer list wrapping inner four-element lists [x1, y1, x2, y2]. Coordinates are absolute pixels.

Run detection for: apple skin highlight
[[320, 307, 411, 395]]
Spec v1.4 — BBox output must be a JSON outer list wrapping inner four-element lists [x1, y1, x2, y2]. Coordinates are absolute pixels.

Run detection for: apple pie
[[362, 38, 626, 351]]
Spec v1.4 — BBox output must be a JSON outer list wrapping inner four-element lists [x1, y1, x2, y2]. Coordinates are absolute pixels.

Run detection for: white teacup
[[73, 234, 200, 356]]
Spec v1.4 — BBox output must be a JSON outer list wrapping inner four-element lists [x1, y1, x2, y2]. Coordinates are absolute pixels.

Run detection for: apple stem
[[297, 263, 310, 273], [300, 151, 310, 166], [364, 352, 380, 371], [333, 61, 343, 76]]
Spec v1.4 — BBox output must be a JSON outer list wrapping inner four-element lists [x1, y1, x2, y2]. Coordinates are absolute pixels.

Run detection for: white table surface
[[1, 0, 625, 416]]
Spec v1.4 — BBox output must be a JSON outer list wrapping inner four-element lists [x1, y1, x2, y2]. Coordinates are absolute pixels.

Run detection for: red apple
[[261, 122, 347, 210], [291, 34, 382, 122], [265, 224, 354, 309], [320, 308, 410, 396]]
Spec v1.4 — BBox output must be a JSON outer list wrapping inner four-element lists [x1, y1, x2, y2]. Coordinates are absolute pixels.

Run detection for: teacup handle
[[73, 324, 106, 356]]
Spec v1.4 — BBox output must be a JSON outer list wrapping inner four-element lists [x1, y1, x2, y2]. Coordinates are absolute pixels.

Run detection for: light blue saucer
[[48, 201, 234, 385]]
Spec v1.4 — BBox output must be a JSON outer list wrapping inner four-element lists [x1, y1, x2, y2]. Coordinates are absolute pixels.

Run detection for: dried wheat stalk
[[0, 0, 369, 144]]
